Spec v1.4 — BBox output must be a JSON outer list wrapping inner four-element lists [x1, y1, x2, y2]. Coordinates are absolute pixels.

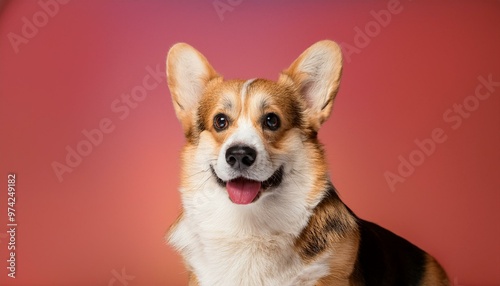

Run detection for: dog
[[165, 40, 449, 286]]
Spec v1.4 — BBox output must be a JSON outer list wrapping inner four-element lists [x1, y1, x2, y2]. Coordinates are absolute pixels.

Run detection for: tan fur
[[420, 254, 450, 286], [302, 140, 330, 205], [168, 212, 183, 236], [188, 272, 199, 286], [315, 232, 360, 286]]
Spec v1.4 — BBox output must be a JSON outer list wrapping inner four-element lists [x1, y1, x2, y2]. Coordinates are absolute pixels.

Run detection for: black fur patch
[[196, 112, 205, 132], [289, 97, 303, 129], [351, 220, 427, 285]]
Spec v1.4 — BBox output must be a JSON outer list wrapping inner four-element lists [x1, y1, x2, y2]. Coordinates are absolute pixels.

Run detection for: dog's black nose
[[226, 145, 257, 168]]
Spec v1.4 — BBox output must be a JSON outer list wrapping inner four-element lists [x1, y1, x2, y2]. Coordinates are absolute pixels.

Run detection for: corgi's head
[[167, 40, 342, 208]]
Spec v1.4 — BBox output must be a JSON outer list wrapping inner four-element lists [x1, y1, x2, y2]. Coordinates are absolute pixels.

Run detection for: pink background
[[1, 1, 499, 285]]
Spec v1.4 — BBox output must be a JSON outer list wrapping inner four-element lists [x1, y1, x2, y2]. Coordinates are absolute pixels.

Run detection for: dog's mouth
[[211, 166, 284, 205]]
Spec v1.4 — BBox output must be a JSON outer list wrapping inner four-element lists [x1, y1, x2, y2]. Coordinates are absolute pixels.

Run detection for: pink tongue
[[226, 178, 262, 205]]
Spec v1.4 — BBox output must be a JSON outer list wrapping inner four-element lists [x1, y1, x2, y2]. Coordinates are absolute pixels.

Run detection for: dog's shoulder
[[295, 185, 360, 284]]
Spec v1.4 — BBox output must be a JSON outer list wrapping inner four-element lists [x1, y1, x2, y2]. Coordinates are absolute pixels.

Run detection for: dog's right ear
[[166, 43, 220, 135], [279, 40, 343, 131]]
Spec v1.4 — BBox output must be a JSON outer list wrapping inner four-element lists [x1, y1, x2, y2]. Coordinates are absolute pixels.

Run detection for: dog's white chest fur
[[169, 184, 330, 286]]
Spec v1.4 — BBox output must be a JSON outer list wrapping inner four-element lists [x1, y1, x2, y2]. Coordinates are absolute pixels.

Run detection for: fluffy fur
[[166, 40, 449, 286]]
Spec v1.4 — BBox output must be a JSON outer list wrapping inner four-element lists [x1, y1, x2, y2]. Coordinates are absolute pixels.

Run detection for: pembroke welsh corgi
[[165, 40, 449, 286]]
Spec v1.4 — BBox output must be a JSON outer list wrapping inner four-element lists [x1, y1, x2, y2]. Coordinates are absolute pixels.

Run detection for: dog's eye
[[214, 113, 229, 131], [263, 113, 280, 131]]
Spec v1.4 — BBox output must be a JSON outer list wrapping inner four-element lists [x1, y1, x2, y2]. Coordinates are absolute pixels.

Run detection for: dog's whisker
[[192, 174, 212, 191], [184, 167, 211, 179]]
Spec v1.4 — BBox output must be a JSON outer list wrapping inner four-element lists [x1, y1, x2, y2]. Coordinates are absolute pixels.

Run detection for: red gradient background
[[1, 1, 499, 285]]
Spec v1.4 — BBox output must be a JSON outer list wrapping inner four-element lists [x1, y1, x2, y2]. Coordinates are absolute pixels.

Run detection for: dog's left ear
[[279, 40, 343, 130], [166, 43, 220, 135]]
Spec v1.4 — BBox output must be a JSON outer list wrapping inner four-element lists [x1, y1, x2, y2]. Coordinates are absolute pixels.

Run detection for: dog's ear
[[167, 43, 220, 134], [279, 40, 343, 130]]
